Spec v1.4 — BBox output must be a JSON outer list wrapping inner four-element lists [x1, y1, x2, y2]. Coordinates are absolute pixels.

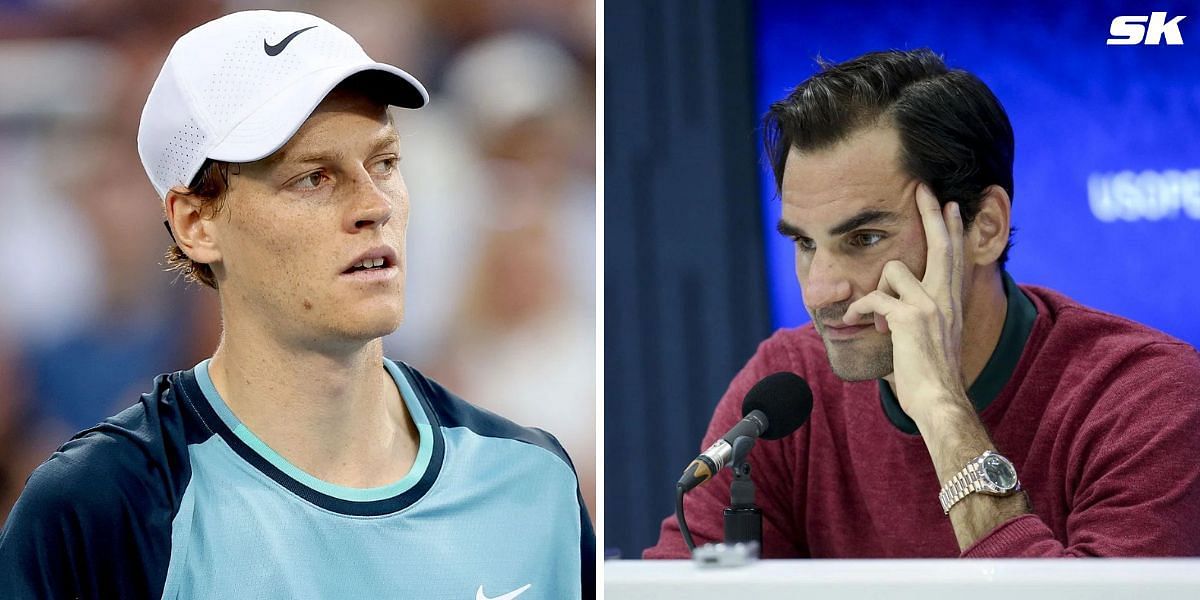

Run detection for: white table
[[605, 559, 1200, 599]]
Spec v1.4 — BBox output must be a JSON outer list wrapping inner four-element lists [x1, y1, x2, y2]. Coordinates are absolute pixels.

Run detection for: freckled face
[[209, 90, 409, 347], [778, 125, 926, 381]]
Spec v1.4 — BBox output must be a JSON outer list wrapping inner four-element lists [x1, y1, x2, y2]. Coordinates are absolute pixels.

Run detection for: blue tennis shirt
[[0, 358, 594, 599]]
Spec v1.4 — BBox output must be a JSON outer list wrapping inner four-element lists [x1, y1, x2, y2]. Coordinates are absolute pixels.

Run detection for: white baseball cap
[[137, 10, 428, 200]]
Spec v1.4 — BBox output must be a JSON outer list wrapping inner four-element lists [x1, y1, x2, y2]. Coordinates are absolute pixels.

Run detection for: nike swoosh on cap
[[263, 26, 317, 56], [476, 583, 532, 600]]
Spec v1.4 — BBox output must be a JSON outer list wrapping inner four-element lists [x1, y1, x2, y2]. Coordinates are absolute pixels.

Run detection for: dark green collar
[[879, 272, 1037, 435]]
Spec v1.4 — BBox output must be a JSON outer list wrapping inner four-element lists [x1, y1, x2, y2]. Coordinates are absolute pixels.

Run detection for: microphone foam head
[[742, 372, 813, 440]]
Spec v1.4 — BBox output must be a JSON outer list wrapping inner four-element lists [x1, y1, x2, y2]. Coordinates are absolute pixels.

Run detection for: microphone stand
[[722, 436, 761, 548]]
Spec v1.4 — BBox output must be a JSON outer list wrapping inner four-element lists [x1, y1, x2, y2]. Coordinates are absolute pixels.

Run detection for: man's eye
[[372, 157, 399, 174], [850, 232, 884, 247], [292, 171, 326, 190], [794, 237, 816, 253]]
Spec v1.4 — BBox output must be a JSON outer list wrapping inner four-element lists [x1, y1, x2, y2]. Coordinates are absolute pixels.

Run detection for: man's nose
[[801, 249, 852, 311], [344, 174, 394, 232]]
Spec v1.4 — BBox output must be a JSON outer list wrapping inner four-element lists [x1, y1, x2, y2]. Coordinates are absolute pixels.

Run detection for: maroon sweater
[[645, 285, 1200, 558]]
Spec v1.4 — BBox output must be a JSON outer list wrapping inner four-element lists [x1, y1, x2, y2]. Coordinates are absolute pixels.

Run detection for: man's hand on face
[[842, 183, 970, 426]]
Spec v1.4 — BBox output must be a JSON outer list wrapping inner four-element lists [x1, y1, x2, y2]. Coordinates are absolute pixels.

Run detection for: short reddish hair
[[164, 160, 235, 289]]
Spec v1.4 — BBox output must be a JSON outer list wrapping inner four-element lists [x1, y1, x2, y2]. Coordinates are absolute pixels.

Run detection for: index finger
[[916, 182, 951, 291]]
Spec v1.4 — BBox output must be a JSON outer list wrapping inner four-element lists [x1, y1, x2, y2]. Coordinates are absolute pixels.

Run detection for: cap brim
[[207, 62, 427, 163]]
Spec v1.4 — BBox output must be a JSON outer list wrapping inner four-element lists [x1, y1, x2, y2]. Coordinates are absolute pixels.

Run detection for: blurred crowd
[[0, 0, 596, 522]]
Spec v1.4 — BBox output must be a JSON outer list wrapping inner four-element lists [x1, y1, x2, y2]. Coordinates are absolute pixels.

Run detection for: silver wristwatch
[[938, 450, 1020, 515]]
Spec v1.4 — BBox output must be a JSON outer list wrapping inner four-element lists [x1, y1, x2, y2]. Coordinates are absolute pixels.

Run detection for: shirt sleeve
[[542, 429, 597, 599], [643, 332, 811, 559], [963, 342, 1200, 557], [578, 487, 597, 600], [0, 411, 179, 598]]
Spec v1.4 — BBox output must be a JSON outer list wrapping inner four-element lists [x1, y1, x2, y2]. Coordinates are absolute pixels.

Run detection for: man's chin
[[323, 310, 404, 344], [821, 336, 894, 382]]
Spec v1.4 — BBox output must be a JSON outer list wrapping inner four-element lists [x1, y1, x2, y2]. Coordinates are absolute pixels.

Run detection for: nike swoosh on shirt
[[476, 583, 531, 600], [263, 26, 317, 56]]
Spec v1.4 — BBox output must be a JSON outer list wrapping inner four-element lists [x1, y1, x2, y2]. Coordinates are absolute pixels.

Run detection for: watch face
[[983, 455, 1017, 490]]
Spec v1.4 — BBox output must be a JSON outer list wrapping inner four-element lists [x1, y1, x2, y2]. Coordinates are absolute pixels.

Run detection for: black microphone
[[677, 372, 813, 492]]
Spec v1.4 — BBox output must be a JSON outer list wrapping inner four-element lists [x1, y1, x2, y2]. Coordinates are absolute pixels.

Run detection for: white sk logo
[[476, 583, 532, 600], [1108, 12, 1186, 45]]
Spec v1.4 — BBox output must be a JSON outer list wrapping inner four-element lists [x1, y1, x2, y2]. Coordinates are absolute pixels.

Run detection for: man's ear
[[164, 189, 222, 267], [966, 185, 1011, 267]]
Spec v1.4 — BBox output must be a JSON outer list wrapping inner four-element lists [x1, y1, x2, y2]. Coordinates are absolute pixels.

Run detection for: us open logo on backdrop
[[1108, 13, 1187, 45], [1088, 170, 1200, 222]]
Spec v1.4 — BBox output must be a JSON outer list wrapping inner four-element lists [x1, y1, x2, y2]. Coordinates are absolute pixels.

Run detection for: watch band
[[938, 462, 982, 515], [938, 450, 1019, 515]]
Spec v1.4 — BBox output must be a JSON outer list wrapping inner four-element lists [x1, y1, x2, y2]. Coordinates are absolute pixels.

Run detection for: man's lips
[[342, 245, 398, 274], [820, 321, 874, 339], [339, 264, 399, 283], [339, 244, 402, 284]]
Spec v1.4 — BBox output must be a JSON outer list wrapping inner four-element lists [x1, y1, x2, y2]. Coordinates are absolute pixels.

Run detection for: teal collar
[[879, 271, 1036, 434], [192, 358, 435, 502]]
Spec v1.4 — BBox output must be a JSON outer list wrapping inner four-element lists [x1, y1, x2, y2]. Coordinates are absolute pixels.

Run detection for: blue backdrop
[[756, 0, 1200, 344]]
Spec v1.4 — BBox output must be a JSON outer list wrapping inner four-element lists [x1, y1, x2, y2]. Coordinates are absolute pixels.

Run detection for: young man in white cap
[[0, 10, 594, 599]]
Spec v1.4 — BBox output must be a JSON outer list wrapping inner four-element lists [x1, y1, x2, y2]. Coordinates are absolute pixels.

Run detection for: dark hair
[[164, 160, 235, 289], [763, 49, 1015, 266]]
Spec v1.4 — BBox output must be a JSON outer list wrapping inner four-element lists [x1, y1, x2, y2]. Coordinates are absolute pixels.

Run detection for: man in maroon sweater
[[645, 49, 1200, 558]]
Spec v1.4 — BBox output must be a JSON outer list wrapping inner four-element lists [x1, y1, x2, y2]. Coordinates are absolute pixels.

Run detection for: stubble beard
[[822, 332, 894, 381], [811, 302, 894, 381]]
